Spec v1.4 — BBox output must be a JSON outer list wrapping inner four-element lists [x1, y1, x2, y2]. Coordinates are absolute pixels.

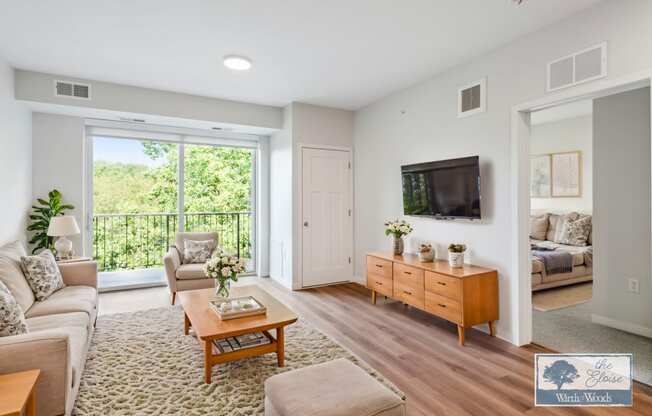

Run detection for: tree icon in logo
[[543, 360, 580, 390]]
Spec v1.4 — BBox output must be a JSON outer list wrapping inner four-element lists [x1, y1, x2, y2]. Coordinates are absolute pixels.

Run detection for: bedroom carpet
[[531, 282, 592, 311], [533, 300, 652, 386], [73, 306, 403, 415]]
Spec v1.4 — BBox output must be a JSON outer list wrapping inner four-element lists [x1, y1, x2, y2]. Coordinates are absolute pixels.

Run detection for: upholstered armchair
[[163, 232, 218, 304]]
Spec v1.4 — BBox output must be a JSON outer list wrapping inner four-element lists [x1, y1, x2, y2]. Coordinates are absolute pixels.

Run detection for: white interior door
[[301, 147, 353, 287]]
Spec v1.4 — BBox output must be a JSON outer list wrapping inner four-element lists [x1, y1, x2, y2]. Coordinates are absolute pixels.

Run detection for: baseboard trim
[[591, 314, 652, 338]]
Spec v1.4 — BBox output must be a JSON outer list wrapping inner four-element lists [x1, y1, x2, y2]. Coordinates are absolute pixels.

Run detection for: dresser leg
[[457, 325, 465, 346], [488, 321, 496, 337], [371, 290, 377, 305]]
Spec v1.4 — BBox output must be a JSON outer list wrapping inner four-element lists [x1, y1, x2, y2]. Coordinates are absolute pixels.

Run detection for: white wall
[[592, 87, 651, 337], [530, 115, 593, 213], [15, 70, 283, 130], [269, 102, 354, 289], [353, 0, 652, 344], [0, 58, 31, 245], [31, 113, 86, 254]]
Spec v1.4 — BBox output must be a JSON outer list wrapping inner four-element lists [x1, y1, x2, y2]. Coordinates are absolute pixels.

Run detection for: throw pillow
[[529, 214, 549, 240], [560, 216, 592, 246], [548, 212, 579, 243], [183, 240, 215, 264], [0, 280, 28, 337], [20, 250, 65, 301]]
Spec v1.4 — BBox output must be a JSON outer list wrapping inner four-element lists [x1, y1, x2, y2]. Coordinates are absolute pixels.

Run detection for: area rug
[[73, 306, 403, 415], [532, 282, 592, 312]]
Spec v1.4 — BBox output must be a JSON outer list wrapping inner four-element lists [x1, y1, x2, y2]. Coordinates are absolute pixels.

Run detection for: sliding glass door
[[90, 131, 257, 289]]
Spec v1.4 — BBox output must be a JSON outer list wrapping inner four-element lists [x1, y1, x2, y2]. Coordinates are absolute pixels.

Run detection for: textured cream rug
[[73, 306, 403, 415], [532, 282, 592, 312]]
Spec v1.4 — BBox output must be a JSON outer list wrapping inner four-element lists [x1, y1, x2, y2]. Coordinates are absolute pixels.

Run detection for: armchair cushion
[[0, 280, 28, 336], [183, 239, 215, 264], [20, 250, 65, 301], [0, 241, 35, 312], [175, 232, 219, 264], [25, 286, 97, 323], [176, 263, 208, 280]]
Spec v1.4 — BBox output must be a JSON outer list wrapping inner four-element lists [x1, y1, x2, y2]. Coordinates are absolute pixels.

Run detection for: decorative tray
[[209, 296, 267, 320]]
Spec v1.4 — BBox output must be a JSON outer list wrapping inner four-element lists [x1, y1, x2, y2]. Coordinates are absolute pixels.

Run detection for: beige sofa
[[530, 212, 593, 291], [0, 241, 98, 416], [163, 232, 217, 304]]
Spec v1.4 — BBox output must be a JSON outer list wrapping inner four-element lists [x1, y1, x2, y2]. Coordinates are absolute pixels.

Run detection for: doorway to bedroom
[[526, 88, 652, 386]]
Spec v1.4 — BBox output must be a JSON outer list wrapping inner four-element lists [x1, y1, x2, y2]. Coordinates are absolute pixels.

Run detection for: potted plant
[[203, 249, 247, 299], [27, 189, 75, 254], [448, 244, 467, 268], [418, 243, 434, 262], [384, 219, 413, 255]]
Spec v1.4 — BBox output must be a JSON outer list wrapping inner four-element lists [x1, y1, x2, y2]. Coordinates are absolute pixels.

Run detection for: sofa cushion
[[265, 358, 405, 416], [531, 240, 588, 268], [20, 250, 65, 301], [546, 212, 579, 243], [25, 286, 97, 320], [530, 214, 549, 240], [0, 280, 28, 336], [0, 241, 35, 312], [176, 263, 208, 280], [559, 215, 592, 246], [26, 311, 90, 332]]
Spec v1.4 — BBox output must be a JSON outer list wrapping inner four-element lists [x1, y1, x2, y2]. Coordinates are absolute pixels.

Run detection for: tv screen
[[401, 156, 481, 219]]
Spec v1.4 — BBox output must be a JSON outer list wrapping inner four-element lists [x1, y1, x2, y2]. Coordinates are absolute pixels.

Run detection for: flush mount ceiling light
[[223, 55, 252, 71]]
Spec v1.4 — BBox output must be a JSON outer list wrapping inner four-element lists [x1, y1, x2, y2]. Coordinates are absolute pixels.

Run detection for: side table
[[0, 369, 40, 416]]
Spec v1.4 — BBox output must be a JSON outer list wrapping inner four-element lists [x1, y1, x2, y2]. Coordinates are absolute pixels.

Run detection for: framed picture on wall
[[530, 154, 551, 198], [552, 151, 582, 197]]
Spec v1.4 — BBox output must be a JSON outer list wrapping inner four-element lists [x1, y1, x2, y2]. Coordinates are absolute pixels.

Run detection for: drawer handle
[[437, 282, 447, 286], [375, 264, 383, 268], [437, 303, 447, 308], [404, 271, 412, 275], [403, 290, 412, 295], [375, 282, 383, 286]]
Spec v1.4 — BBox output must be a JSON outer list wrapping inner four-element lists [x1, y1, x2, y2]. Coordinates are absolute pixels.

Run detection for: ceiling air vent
[[547, 42, 607, 92], [54, 80, 91, 99]]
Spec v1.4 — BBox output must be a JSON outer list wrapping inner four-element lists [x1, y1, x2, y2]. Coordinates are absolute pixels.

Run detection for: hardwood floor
[[99, 277, 652, 416]]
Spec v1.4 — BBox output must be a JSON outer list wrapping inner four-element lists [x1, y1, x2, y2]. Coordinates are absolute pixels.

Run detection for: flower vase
[[393, 237, 404, 255], [215, 280, 231, 299]]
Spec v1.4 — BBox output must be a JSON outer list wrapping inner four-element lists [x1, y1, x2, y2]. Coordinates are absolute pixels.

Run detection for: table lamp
[[47, 215, 80, 260]]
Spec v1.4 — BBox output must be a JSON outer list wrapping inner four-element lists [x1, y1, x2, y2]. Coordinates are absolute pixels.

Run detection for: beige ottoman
[[264, 358, 406, 416]]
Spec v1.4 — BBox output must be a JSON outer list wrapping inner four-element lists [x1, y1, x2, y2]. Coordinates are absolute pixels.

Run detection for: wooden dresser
[[366, 252, 498, 345]]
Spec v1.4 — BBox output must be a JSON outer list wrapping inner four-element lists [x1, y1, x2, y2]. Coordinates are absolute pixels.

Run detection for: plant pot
[[393, 237, 404, 255], [448, 251, 465, 268], [418, 249, 434, 262]]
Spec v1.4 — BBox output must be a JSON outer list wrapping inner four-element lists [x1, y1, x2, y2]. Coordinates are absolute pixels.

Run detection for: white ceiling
[[531, 99, 593, 125], [0, 0, 601, 110]]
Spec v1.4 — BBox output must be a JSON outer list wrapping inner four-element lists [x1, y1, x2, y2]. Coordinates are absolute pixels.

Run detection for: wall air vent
[[547, 42, 607, 92], [54, 80, 91, 99], [458, 77, 486, 118]]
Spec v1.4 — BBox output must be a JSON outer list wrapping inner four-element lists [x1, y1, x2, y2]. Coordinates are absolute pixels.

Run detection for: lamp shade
[[47, 215, 80, 237]]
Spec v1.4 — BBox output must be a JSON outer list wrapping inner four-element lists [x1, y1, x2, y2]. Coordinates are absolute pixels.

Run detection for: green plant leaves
[[27, 189, 74, 253]]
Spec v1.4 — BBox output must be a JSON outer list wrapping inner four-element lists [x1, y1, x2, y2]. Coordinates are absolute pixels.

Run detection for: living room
[[1, 1, 652, 415]]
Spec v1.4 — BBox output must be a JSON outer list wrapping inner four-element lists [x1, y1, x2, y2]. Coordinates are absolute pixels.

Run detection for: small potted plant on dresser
[[448, 244, 466, 268], [384, 219, 413, 255], [418, 243, 434, 262]]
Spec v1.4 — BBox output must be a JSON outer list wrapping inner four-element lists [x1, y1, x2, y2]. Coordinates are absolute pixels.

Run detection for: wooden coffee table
[[178, 285, 298, 383]]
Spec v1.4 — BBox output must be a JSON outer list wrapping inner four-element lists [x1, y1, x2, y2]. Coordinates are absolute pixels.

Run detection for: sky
[[93, 136, 166, 167]]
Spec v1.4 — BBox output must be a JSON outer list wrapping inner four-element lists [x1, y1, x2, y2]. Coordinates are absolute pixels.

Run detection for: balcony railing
[[92, 212, 253, 272]]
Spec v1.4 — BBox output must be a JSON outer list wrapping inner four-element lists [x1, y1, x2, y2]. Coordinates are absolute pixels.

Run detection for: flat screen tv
[[401, 156, 481, 219]]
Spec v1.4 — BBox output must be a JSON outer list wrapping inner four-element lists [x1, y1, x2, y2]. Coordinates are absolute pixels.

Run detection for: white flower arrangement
[[384, 219, 413, 238], [203, 249, 246, 285]]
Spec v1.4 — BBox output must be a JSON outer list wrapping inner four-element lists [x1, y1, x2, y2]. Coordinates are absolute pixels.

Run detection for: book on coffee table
[[209, 296, 267, 320], [212, 332, 271, 354]]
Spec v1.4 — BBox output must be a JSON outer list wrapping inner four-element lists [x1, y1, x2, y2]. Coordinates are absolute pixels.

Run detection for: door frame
[[297, 143, 354, 289], [510, 69, 652, 346]]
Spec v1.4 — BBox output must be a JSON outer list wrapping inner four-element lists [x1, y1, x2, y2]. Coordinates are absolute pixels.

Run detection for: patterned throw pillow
[[183, 240, 215, 264], [20, 250, 65, 301], [0, 280, 28, 337], [560, 216, 592, 246]]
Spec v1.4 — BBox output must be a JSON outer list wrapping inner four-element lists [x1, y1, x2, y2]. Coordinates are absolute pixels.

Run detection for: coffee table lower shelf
[[184, 312, 286, 384]]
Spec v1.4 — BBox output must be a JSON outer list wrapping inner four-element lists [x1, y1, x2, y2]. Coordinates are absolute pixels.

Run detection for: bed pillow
[[0, 280, 28, 337], [183, 240, 215, 264], [20, 250, 65, 301], [529, 214, 549, 240], [559, 216, 592, 246]]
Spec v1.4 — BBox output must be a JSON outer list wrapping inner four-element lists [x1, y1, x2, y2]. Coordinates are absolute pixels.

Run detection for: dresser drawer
[[394, 279, 425, 309], [425, 292, 462, 324], [366, 256, 393, 279], [425, 272, 461, 301], [393, 263, 424, 290], [367, 273, 392, 297]]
